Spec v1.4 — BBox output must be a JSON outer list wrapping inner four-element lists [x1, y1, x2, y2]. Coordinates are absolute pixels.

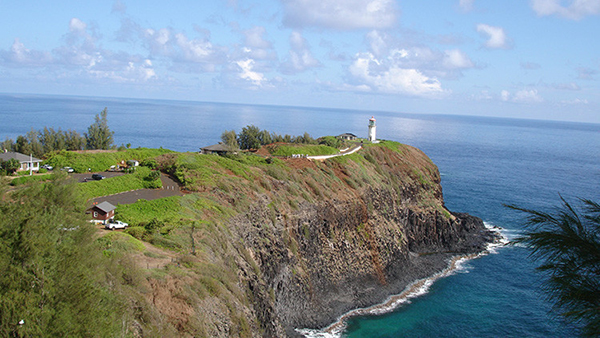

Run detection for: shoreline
[[297, 224, 508, 337]]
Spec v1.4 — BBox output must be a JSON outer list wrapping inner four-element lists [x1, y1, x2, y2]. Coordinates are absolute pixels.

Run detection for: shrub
[[141, 158, 158, 169], [125, 226, 147, 240]]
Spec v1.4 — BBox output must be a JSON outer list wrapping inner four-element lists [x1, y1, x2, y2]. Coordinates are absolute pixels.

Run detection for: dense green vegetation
[[222, 125, 320, 150], [117, 196, 184, 225], [0, 158, 20, 175], [9, 173, 56, 186], [44, 147, 172, 173], [0, 178, 131, 337]]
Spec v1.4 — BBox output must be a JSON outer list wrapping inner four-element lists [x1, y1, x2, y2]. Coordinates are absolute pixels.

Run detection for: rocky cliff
[[129, 141, 495, 337]]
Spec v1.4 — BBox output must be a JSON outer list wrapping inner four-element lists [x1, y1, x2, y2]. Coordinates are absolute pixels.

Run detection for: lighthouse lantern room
[[368, 116, 376, 142]]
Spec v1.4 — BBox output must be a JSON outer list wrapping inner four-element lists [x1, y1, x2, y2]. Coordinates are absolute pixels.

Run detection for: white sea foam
[[297, 221, 511, 337]]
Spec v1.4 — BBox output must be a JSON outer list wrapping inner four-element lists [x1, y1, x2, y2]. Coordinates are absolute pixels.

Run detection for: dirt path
[[307, 144, 362, 160]]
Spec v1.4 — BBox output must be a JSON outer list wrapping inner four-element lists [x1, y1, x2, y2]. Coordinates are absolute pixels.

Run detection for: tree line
[[1, 108, 115, 158], [221, 125, 346, 150]]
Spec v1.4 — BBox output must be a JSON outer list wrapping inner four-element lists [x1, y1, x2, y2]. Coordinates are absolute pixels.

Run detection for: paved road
[[92, 173, 184, 206]]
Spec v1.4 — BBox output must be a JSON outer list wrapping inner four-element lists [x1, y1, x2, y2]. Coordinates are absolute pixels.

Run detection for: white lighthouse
[[368, 116, 376, 142]]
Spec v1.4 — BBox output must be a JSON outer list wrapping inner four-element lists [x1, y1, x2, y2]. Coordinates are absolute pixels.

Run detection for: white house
[[0, 151, 41, 171]]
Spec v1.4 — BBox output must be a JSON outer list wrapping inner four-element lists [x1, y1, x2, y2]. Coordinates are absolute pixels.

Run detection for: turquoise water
[[2, 93, 599, 337]]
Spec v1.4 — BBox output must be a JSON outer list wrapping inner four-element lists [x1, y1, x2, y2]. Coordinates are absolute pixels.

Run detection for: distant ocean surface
[[2, 93, 599, 337]]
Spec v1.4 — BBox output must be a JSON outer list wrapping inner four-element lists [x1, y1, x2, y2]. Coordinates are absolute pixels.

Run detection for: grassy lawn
[[77, 166, 162, 199], [266, 144, 339, 156]]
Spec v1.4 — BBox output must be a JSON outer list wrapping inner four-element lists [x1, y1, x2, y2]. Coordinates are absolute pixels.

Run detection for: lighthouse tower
[[368, 116, 376, 142]]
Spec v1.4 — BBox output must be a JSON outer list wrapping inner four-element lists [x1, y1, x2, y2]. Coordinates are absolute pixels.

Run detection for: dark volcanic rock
[[234, 192, 496, 337]]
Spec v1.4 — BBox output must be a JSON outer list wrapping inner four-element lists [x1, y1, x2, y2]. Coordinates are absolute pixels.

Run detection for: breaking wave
[[297, 222, 510, 338]]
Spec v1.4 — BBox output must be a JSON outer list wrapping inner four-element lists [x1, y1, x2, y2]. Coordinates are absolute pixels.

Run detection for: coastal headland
[[2, 140, 497, 337]]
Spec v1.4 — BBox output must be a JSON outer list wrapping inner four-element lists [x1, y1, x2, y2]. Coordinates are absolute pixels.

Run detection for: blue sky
[[1, 0, 599, 123]]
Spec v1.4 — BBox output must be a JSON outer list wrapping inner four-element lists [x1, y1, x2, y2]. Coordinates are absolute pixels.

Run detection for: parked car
[[91, 173, 105, 180], [61, 167, 74, 173], [41, 164, 53, 170], [105, 220, 128, 230]]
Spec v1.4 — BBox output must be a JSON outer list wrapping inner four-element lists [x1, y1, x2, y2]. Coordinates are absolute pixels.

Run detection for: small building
[[200, 142, 234, 156], [87, 201, 116, 224], [337, 133, 358, 141], [127, 159, 140, 167], [0, 151, 41, 172]]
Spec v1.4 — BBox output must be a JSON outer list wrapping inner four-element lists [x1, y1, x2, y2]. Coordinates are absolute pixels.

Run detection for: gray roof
[[94, 201, 116, 213], [0, 152, 42, 163], [201, 143, 232, 152], [337, 133, 357, 138]]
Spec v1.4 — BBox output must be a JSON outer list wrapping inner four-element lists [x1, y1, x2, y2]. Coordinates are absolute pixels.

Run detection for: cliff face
[[137, 141, 495, 337], [233, 187, 492, 336], [221, 143, 493, 336]]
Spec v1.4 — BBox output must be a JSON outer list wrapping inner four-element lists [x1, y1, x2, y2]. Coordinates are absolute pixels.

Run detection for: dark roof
[[0, 152, 42, 163], [93, 201, 116, 213], [201, 143, 232, 152], [337, 133, 357, 138]]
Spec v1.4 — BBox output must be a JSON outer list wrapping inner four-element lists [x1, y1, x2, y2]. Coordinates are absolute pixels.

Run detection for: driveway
[[73, 171, 125, 183], [92, 173, 184, 206]]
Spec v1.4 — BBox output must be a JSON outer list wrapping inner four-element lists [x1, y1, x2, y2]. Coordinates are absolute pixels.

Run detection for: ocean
[[1, 93, 599, 337]]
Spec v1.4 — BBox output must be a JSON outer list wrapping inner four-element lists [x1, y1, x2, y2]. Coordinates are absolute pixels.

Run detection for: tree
[[64, 129, 85, 151], [26, 129, 44, 158], [508, 197, 600, 336], [0, 138, 14, 152], [237, 125, 261, 150], [15, 135, 32, 155], [85, 108, 114, 150], [0, 158, 20, 174], [221, 130, 239, 150]]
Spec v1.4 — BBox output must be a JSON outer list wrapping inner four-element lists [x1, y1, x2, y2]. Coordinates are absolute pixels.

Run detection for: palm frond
[[508, 197, 600, 336]]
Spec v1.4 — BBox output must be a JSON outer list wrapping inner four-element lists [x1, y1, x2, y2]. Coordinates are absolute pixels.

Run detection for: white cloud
[[551, 82, 580, 90], [459, 0, 475, 11], [501, 89, 544, 103], [531, 0, 600, 19], [477, 24, 510, 49], [561, 98, 589, 105], [514, 89, 543, 102], [362, 31, 475, 80], [347, 52, 444, 96], [241, 26, 276, 60], [366, 30, 388, 58], [87, 59, 157, 83], [0, 17, 160, 85], [243, 26, 271, 49], [443, 49, 474, 69], [577, 67, 597, 80], [69, 18, 87, 33], [281, 31, 321, 74], [281, 0, 397, 30], [236, 59, 267, 88], [1, 39, 53, 66], [141, 27, 225, 70]]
